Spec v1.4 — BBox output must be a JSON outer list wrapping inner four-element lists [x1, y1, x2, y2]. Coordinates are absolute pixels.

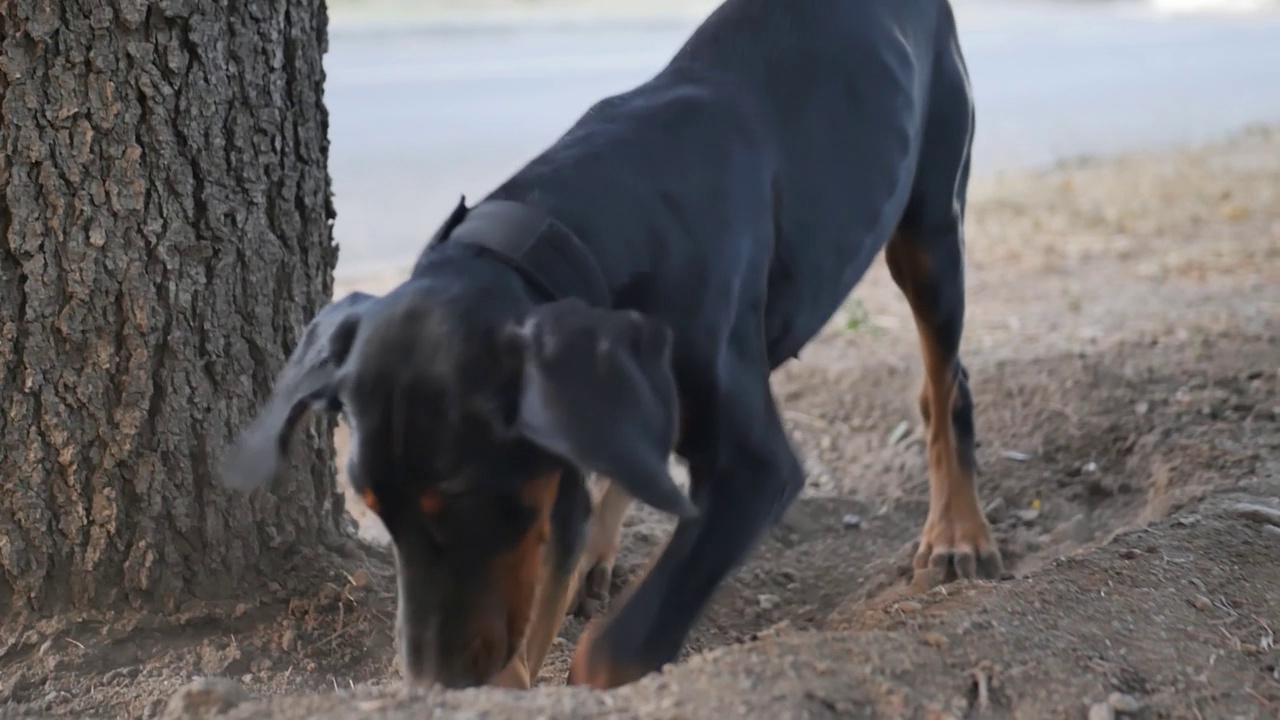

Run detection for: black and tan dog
[[222, 0, 1001, 692]]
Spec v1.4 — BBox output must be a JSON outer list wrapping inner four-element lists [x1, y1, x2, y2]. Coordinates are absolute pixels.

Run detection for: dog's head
[[221, 281, 694, 688]]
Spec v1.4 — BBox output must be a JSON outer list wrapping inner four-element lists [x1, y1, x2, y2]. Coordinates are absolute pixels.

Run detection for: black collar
[[427, 197, 611, 308]]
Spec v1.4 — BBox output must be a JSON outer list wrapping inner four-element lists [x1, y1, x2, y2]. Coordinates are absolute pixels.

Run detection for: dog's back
[[488, 0, 967, 366]]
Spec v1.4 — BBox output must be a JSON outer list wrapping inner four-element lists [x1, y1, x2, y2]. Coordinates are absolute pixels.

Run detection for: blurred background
[[322, 0, 1280, 281]]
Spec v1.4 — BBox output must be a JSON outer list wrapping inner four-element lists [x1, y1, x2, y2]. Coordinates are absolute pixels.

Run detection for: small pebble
[[757, 620, 792, 639], [42, 691, 71, 710], [1174, 514, 1201, 527], [1000, 450, 1031, 462], [1082, 461, 1099, 473], [1088, 701, 1115, 720], [1050, 514, 1091, 544], [1013, 508, 1040, 524], [161, 678, 248, 719], [921, 632, 949, 648], [887, 420, 911, 446], [1191, 595, 1213, 611], [1107, 691, 1142, 714], [758, 594, 780, 611], [841, 513, 863, 529]]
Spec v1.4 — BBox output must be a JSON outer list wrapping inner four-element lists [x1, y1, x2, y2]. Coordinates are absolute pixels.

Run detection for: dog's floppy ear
[[506, 298, 696, 519], [220, 291, 380, 492]]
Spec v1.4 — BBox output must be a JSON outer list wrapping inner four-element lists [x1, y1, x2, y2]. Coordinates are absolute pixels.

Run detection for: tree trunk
[[0, 0, 346, 650]]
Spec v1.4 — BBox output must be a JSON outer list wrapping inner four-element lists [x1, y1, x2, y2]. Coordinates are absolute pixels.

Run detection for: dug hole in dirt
[[4, 127, 1279, 720]]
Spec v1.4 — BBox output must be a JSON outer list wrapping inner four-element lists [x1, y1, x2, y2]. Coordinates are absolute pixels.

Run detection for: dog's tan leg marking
[[886, 233, 1002, 583], [522, 554, 584, 685], [911, 332, 998, 580], [487, 471, 565, 689], [493, 558, 581, 688], [572, 478, 633, 618], [493, 477, 638, 687]]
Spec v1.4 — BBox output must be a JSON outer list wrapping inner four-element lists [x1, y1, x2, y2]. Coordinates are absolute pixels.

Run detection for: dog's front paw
[[913, 502, 1003, 584], [567, 619, 646, 690]]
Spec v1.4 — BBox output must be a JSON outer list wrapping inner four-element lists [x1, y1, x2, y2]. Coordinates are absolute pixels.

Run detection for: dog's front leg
[[571, 478, 633, 619], [492, 558, 582, 688], [493, 468, 593, 689], [567, 353, 804, 689]]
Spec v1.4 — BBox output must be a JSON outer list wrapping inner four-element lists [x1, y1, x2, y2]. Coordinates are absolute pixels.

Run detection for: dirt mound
[[2, 127, 1277, 719], [209, 497, 1280, 719]]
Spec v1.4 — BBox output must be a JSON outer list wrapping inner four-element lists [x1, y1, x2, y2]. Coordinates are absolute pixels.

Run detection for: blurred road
[[325, 0, 1280, 278]]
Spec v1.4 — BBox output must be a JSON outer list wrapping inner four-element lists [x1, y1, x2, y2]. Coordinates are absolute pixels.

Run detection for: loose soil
[[2, 126, 1278, 719]]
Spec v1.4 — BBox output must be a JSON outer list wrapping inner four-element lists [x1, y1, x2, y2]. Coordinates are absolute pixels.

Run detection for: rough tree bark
[[0, 0, 347, 651]]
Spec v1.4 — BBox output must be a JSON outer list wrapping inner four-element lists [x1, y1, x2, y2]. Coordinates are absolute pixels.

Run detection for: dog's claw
[[933, 548, 976, 580], [921, 546, 1003, 583], [975, 548, 1004, 578]]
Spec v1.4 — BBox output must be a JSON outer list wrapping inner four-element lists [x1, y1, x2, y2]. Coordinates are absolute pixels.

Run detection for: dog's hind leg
[[885, 7, 1003, 584], [888, 219, 1002, 583]]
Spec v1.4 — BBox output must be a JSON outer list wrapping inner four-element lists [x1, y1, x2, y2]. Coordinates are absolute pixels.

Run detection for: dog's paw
[[572, 560, 615, 619], [566, 619, 646, 690], [912, 505, 1003, 585]]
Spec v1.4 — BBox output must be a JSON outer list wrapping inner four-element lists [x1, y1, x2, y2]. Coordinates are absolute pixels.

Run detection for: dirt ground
[[3, 126, 1278, 719]]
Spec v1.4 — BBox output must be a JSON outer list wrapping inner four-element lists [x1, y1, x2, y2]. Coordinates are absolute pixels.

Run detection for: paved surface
[[325, 0, 1280, 278]]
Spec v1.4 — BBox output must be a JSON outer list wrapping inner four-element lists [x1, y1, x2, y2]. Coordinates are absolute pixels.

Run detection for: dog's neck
[[417, 198, 613, 311], [410, 243, 541, 325]]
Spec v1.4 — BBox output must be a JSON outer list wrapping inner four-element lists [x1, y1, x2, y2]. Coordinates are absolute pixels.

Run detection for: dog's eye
[[417, 492, 455, 549], [419, 491, 444, 516]]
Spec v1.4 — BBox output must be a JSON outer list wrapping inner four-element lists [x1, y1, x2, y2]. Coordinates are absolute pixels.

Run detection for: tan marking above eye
[[524, 471, 561, 535], [361, 488, 380, 513], [420, 491, 444, 515]]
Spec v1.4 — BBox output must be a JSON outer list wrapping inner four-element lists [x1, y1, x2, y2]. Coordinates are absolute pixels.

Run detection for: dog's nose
[[402, 674, 439, 692], [401, 635, 511, 690], [400, 633, 441, 686]]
